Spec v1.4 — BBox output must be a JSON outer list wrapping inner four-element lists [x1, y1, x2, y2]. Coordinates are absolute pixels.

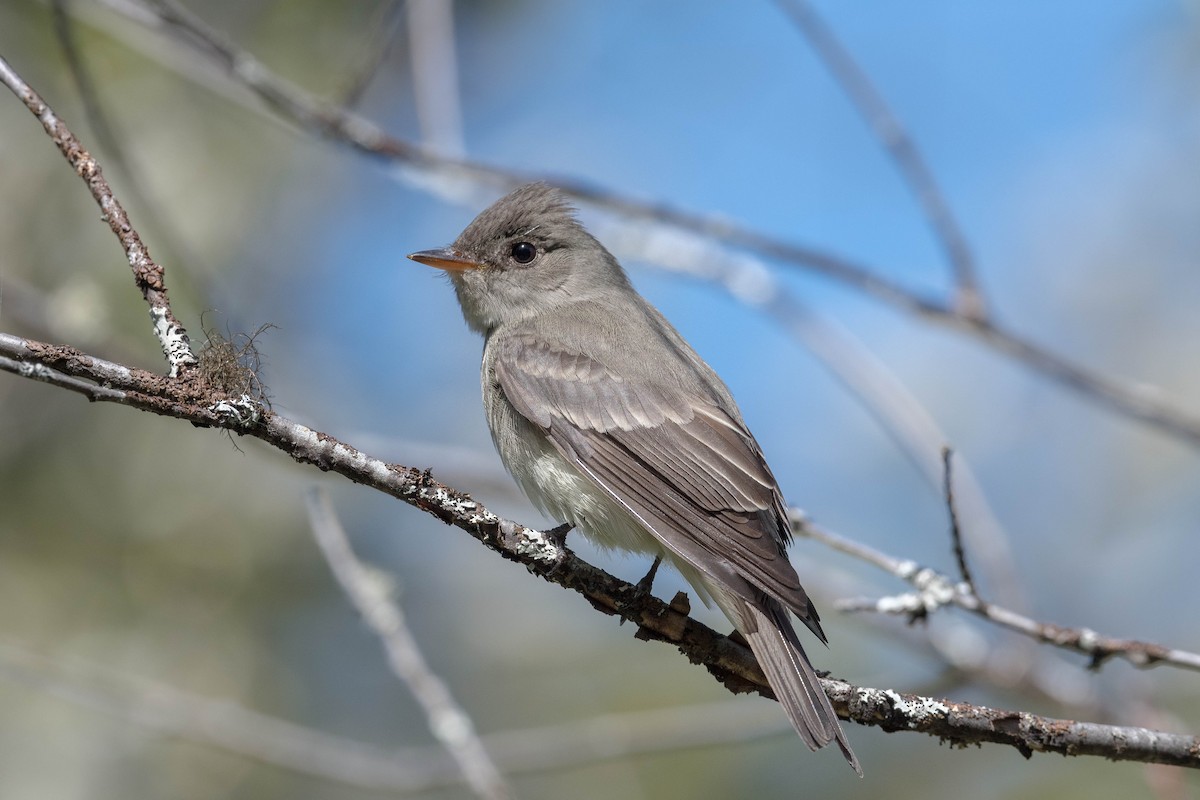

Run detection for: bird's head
[[408, 182, 630, 334]]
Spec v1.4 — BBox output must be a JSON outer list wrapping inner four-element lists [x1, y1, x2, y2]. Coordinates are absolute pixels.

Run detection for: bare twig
[[792, 511, 1200, 673], [941, 447, 977, 592], [774, 0, 986, 318], [304, 488, 510, 800], [51, 0, 200, 279], [123, 0, 431, 164], [2, 333, 1199, 767], [79, 0, 1200, 448], [51, 0, 139, 186], [0, 51, 195, 376]]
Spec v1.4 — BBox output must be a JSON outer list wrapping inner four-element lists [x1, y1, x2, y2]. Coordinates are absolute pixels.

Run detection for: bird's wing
[[494, 332, 823, 635]]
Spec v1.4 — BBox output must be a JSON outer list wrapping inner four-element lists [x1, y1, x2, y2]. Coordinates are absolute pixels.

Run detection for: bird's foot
[[544, 521, 574, 548], [618, 556, 662, 626], [635, 556, 662, 595]]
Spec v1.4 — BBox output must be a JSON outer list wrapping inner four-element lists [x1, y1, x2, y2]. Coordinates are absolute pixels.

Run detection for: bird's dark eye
[[510, 241, 537, 264]]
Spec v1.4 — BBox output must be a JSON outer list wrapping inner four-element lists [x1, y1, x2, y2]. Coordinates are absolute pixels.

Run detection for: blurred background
[[1, 1, 1199, 798]]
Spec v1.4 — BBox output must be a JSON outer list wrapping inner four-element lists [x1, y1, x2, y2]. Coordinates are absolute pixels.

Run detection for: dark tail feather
[[738, 598, 862, 775]]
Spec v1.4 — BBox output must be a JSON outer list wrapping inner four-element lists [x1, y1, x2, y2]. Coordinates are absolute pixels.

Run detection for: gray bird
[[409, 183, 859, 773]]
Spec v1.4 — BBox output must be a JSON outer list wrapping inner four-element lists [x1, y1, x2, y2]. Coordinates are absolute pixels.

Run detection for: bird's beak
[[407, 247, 482, 272]]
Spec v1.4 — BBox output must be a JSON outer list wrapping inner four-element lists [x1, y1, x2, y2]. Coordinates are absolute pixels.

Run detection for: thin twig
[[941, 447, 976, 592], [0, 353, 127, 402], [80, 0, 1200, 448], [774, 0, 986, 318], [51, 0, 201, 280], [304, 488, 510, 800], [791, 511, 1200, 673], [0, 50, 195, 376]]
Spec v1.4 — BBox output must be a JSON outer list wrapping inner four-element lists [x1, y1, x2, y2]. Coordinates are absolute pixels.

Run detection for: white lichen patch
[[148, 305, 196, 375], [331, 442, 394, 487], [1077, 627, 1099, 650], [417, 485, 503, 530], [126, 242, 150, 271], [361, 456, 395, 486], [873, 593, 925, 615], [863, 565, 960, 616], [911, 567, 957, 609], [869, 688, 951, 727], [17, 361, 56, 381], [498, 519, 563, 564], [208, 394, 261, 427]]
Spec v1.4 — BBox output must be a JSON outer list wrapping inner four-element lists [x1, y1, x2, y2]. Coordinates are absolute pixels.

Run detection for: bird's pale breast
[[483, 353, 665, 557]]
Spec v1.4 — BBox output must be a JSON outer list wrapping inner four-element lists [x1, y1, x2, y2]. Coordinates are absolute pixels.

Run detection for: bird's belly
[[524, 450, 664, 555], [488, 397, 663, 557]]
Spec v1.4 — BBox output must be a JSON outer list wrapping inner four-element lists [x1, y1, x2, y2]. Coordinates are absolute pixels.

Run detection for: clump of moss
[[197, 318, 273, 409]]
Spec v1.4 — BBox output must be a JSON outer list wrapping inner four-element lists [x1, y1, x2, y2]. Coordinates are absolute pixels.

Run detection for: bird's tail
[[722, 594, 862, 775]]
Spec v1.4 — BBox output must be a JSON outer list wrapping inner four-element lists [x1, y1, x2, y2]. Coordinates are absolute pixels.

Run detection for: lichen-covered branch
[[0, 51, 195, 376], [840, 684, 1199, 767], [1, 331, 1197, 769]]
